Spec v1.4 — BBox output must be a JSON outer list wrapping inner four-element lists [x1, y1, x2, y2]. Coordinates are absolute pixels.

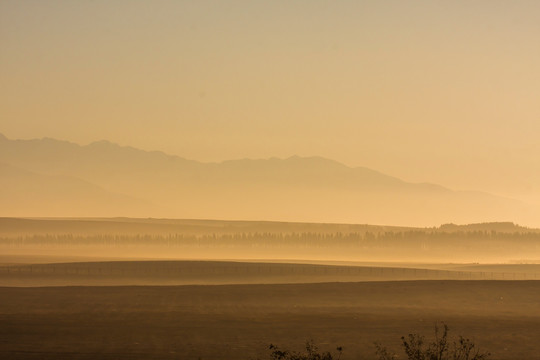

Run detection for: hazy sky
[[1, 1, 539, 196]]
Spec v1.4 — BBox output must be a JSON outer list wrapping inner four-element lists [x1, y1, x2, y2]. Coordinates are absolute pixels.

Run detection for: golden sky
[[1, 1, 539, 200]]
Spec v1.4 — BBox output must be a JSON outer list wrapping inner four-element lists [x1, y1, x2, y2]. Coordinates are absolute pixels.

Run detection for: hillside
[[0, 163, 151, 217], [0, 134, 534, 226]]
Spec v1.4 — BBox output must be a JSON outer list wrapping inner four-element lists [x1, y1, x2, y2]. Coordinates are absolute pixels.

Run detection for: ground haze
[[1, 218, 539, 359], [2, 1, 539, 358]]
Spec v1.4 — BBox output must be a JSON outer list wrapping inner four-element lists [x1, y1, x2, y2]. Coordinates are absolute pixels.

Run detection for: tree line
[[1, 230, 539, 252]]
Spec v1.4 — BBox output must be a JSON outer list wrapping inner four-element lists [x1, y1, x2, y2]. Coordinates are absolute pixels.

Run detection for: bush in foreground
[[264, 324, 490, 360], [375, 323, 490, 360], [267, 341, 342, 360]]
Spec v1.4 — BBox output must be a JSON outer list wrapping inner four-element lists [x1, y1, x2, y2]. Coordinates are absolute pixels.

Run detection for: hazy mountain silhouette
[[0, 133, 534, 226], [0, 162, 152, 217]]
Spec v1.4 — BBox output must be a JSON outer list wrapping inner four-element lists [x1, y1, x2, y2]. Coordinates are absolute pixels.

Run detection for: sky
[[1, 0, 540, 199]]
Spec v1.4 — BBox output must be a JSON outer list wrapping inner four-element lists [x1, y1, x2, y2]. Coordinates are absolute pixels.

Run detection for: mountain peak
[[0, 133, 534, 226], [284, 155, 348, 166], [88, 139, 118, 147]]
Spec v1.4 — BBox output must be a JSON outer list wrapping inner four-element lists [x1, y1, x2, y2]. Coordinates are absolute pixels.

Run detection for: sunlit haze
[[2, 3, 540, 359], [2, 1, 540, 204]]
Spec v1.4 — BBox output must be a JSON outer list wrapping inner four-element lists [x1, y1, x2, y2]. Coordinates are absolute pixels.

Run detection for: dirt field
[[1, 218, 539, 359], [2, 260, 538, 287], [1, 281, 539, 360]]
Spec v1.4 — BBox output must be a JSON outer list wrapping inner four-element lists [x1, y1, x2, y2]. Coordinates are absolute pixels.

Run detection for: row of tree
[[1, 230, 539, 251]]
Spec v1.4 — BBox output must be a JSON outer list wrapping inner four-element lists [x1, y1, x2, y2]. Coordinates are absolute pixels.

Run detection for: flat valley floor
[[1, 281, 539, 360]]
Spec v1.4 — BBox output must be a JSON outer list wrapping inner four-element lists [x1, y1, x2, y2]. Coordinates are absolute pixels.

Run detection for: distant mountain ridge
[[0, 133, 535, 226], [0, 162, 152, 217], [439, 222, 537, 233]]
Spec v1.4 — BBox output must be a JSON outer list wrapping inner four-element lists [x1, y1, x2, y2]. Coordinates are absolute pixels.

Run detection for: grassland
[[1, 218, 539, 359], [0, 260, 539, 287], [1, 281, 540, 359]]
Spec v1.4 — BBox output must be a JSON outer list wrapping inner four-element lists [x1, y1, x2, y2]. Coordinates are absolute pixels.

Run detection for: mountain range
[[0, 133, 535, 226]]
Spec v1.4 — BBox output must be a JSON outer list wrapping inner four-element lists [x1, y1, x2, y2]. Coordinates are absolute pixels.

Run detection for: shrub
[[267, 340, 342, 360], [375, 323, 490, 360], [262, 324, 489, 360]]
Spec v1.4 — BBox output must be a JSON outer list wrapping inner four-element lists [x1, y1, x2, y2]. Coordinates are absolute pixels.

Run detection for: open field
[[2, 219, 539, 359], [1, 260, 540, 286], [1, 281, 540, 359]]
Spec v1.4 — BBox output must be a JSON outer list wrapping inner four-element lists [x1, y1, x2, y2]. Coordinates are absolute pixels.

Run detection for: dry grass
[[1, 281, 539, 359]]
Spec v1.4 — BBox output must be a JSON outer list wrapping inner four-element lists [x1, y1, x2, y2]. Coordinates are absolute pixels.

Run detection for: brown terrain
[[1, 219, 539, 359], [1, 281, 539, 359]]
